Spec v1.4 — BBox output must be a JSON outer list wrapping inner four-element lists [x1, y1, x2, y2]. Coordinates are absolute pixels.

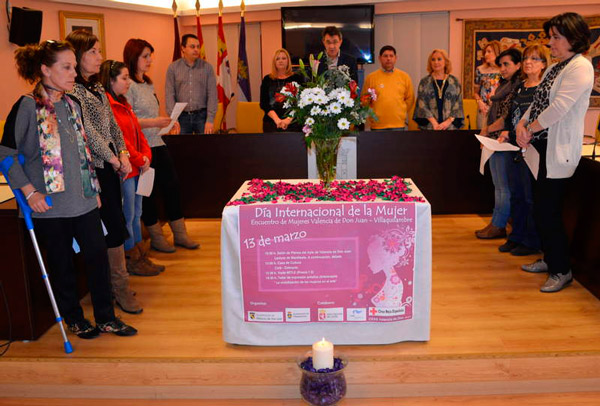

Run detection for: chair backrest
[[463, 99, 478, 130], [213, 103, 224, 132], [407, 102, 419, 131], [0, 120, 5, 142], [236, 102, 263, 134]]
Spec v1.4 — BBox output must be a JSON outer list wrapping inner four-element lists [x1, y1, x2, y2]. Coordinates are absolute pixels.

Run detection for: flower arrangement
[[275, 53, 377, 185], [227, 177, 425, 206]]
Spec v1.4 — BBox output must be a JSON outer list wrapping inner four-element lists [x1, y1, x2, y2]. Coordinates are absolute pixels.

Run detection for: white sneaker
[[521, 259, 548, 273], [540, 271, 572, 293]]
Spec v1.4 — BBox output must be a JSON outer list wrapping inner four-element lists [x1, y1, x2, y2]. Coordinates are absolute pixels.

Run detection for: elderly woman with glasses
[[494, 44, 551, 257]]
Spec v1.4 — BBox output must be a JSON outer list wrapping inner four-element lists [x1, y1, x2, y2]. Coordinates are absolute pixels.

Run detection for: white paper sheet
[[136, 167, 155, 197], [479, 147, 494, 175], [475, 134, 520, 152], [158, 102, 187, 135], [475, 134, 520, 175], [523, 147, 540, 180]]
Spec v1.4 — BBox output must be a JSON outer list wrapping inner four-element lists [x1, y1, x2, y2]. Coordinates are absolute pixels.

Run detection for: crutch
[[0, 155, 73, 354]]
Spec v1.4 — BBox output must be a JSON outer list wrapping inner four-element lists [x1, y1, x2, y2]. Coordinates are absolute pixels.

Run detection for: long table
[[221, 179, 431, 345]]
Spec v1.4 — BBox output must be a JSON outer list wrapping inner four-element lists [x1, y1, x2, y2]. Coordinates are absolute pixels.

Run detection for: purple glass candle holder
[[297, 351, 348, 406]]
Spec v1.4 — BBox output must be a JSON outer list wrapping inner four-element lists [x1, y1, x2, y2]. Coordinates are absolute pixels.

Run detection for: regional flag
[[217, 14, 234, 130], [237, 15, 251, 102], [196, 16, 207, 60]]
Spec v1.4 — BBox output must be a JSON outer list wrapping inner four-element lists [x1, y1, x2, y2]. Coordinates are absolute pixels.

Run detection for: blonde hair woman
[[259, 48, 303, 132], [413, 49, 464, 130]]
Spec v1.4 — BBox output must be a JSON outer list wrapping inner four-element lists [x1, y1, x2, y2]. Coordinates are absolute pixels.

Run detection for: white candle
[[312, 337, 334, 370]]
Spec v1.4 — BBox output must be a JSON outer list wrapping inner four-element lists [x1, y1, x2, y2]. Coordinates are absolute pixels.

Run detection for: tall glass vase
[[313, 137, 341, 187]]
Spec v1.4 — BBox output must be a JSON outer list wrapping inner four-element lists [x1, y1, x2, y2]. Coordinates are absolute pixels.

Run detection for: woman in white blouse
[[516, 12, 594, 293]]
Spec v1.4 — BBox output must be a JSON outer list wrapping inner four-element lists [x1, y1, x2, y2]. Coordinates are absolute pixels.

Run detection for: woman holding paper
[[0, 40, 136, 338], [100, 60, 164, 279], [476, 48, 522, 239], [495, 44, 550, 257], [123, 38, 198, 252], [66, 30, 150, 318], [516, 12, 594, 292]]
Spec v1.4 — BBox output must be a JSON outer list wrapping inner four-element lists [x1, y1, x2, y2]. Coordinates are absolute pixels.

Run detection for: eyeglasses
[[523, 56, 544, 62]]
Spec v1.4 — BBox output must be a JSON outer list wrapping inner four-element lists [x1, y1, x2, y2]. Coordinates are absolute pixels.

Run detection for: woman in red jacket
[[100, 60, 164, 278]]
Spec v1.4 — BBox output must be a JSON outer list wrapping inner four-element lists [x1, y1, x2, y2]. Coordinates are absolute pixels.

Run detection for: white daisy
[[337, 118, 350, 130]]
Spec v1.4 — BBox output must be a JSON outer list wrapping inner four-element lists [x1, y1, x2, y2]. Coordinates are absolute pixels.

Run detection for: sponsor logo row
[[247, 306, 405, 322]]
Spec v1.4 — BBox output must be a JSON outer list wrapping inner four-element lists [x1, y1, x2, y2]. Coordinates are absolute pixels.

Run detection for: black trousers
[[33, 209, 115, 325], [96, 165, 128, 248], [532, 140, 571, 276], [141, 145, 184, 227]]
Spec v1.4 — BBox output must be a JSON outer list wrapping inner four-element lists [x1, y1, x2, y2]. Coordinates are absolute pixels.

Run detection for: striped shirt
[[165, 58, 218, 122]]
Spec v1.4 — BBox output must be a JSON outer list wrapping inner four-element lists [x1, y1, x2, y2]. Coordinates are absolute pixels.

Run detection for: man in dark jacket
[[317, 26, 358, 82]]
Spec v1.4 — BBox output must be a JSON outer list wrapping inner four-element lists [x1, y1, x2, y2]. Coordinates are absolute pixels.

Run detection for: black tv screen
[[282, 5, 375, 65]]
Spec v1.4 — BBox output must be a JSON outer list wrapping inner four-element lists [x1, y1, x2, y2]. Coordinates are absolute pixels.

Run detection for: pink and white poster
[[239, 202, 417, 323]]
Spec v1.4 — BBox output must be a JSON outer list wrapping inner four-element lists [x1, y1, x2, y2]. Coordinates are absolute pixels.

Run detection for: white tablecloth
[[221, 179, 431, 345]]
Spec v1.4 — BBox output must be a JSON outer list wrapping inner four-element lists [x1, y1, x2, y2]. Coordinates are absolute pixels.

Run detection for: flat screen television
[[281, 5, 375, 65]]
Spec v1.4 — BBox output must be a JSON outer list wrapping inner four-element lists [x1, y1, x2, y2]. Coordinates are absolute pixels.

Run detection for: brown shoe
[[476, 225, 506, 239], [107, 246, 143, 314], [169, 218, 200, 250], [475, 222, 493, 235], [136, 242, 165, 273], [125, 245, 161, 277], [146, 223, 176, 253]]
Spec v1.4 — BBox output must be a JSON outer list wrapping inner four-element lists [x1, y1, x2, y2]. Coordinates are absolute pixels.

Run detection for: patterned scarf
[[33, 82, 100, 197], [528, 55, 575, 141]]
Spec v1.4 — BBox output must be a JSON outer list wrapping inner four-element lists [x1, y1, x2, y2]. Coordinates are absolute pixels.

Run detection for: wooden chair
[[0, 120, 5, 142], [213, 103, 224, 132], [235, 102, 263, 134]]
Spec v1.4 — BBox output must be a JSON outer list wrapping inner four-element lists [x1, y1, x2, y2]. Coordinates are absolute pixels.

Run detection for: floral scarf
[[33, 82, 100, 197]]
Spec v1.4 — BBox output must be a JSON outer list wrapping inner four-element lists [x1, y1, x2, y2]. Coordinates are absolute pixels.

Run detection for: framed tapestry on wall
[[59, 11, 107, 58], [463, 16, 600, 107]]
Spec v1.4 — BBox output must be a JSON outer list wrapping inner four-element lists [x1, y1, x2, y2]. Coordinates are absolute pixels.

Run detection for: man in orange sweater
[[363, 45, 415, 131]]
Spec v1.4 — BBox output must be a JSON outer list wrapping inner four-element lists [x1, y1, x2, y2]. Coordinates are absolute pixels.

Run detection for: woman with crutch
[[0, 40, 137, 338]]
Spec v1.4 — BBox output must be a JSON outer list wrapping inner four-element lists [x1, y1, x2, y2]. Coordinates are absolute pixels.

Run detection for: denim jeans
[[122, 176, 143, 251], [489, 151, 511, 228], [506, 154, 540, 249], [178, 109, 207, 134]]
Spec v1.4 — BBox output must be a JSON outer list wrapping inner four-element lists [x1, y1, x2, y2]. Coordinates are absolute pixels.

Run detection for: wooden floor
[[1, 216, 599, 404]]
